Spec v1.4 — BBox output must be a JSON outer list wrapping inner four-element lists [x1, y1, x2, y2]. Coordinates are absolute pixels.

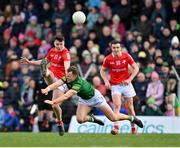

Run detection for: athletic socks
[[131, 123, 135, 128], [129, 116, 134, 122], [57, 120, 63, 126], [131, 123, 136, 134], [114, 122, 119, 130], [87, 115, 94, 122]]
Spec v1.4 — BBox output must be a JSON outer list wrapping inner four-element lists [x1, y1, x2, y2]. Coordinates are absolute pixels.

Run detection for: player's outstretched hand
[[41, 88, 49, 95], [44, 100, 54, 105], [20, 57, 30, 64]]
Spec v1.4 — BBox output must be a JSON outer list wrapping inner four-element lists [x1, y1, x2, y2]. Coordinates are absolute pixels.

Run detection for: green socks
[[87, 115, 94, 122], [129, 116, 134, 122]]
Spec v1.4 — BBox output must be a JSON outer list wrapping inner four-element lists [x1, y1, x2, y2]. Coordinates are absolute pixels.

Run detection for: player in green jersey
[[41, 66, 143, 128]]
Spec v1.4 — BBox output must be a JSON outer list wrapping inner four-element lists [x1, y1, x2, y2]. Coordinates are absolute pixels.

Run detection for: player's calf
[[76, 114, 104, 126]]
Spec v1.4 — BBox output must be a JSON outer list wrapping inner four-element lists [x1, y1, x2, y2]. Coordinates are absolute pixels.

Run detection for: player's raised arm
[[20, 57, 49, 66], [45, 89, 77, 105], [41, 79, 64, 95]]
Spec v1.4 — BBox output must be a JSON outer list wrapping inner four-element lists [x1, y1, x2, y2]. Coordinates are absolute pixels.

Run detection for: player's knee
[[114, 103, 121, 109], [129, 101, 134, 107], [77, 119, 84, 124], [52, 104, 59, 109], [76, 117, 85, 124], [125, 101, 131, 108], [127, 104, 134, 111], [110, 118, 116, 122]]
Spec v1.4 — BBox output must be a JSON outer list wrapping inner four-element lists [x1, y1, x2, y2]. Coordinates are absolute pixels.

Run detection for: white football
[[72, 11, 86, 24]]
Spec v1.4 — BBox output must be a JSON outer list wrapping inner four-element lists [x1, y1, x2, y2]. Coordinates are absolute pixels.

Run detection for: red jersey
[[47, 47, 70, 79], [102, 52, 135, 85]]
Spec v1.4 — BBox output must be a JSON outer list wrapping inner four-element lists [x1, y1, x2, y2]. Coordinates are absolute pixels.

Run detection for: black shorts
[[37, 91, 53, 111], [35, 79, 53, 111]]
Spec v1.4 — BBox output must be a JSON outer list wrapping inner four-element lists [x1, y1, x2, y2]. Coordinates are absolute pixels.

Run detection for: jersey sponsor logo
[[51, 63, 61, 67], [112, 68, 126, 72]]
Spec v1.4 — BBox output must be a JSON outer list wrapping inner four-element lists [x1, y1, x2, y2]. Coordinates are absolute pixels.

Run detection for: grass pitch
[[0, 132, 179, 147]]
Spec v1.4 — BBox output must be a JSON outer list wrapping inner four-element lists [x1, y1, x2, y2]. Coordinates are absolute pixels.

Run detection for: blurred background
[[0, 0, 179, 133]]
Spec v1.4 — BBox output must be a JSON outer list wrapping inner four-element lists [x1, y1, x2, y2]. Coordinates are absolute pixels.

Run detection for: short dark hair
[[68, 65, 79, 76], [54, 34, 64, 42], [110, 40, 121, 46]]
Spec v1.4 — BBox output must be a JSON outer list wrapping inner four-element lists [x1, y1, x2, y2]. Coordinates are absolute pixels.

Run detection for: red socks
[[57, 120, 63, 126]]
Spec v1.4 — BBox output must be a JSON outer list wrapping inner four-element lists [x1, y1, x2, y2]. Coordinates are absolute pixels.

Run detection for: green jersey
[[62, 76, 95, 100]]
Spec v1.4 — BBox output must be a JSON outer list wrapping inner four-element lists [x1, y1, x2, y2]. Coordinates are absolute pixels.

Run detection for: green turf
[[0, 133, 179, 147]]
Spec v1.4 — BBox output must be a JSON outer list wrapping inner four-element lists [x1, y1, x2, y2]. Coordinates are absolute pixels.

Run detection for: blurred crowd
[[0, 0, 180, 132]]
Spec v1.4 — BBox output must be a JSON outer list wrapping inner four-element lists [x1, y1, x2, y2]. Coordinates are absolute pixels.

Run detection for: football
[[72, 11, 86, 24], [111, 129, 119, 135]]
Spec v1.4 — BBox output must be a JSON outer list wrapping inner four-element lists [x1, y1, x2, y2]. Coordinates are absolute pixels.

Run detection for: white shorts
[[78, 89, 106, 108], [53, 77, 68, 93], [111, 83, 136, 98]]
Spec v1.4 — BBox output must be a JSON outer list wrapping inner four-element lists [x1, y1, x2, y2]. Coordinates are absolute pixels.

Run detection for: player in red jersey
[[20, 35, 70, 136], [100, 40, 139, 135]]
